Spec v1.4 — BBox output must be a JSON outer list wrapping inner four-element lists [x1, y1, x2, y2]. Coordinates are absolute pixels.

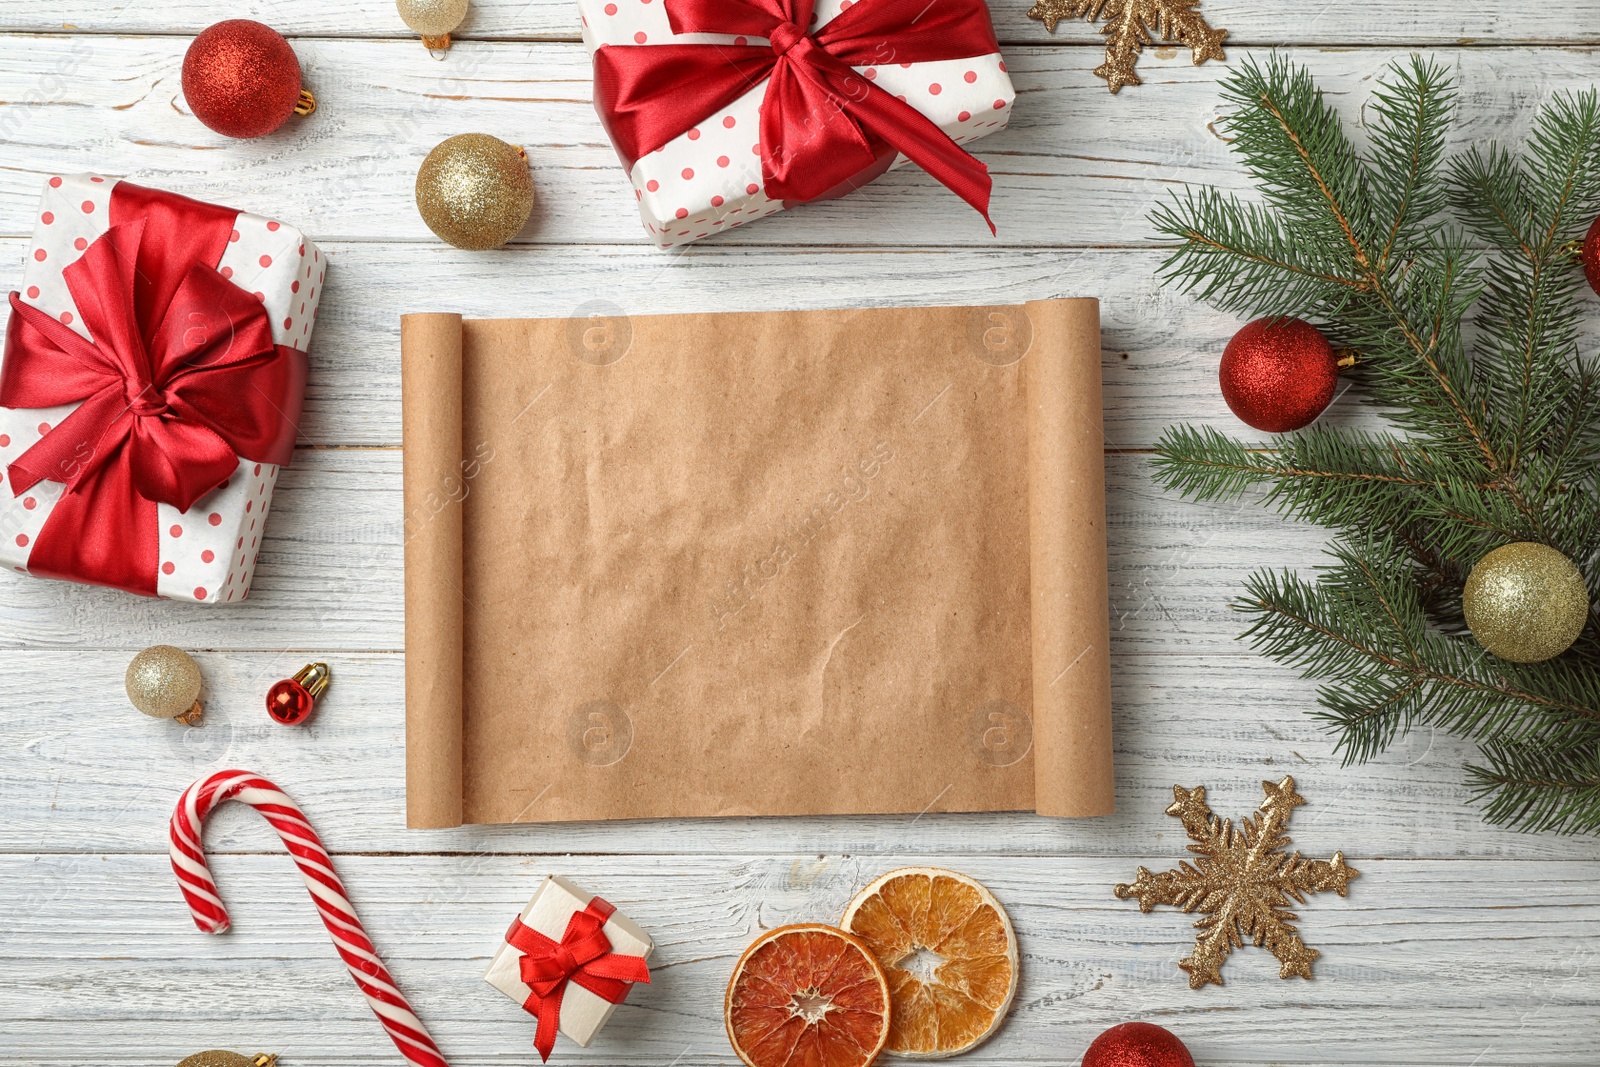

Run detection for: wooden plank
[[1, 853, 1596, 1065], [9, 241, 1593, 451], [0, 450, 1338, 650], [6, 650, 1600, 859], [4, 0, 1598, 43], [0, 39, 1597, 247], [0, 241, 1429, 451]]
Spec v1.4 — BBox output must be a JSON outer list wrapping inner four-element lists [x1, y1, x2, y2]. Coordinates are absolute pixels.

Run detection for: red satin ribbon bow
[[507, 896, 651, 1062], [0, 182, 307, 596], [592, 0, 1000, 229]]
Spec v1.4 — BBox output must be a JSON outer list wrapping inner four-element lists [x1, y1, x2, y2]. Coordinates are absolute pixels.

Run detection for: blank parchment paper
[[402, 299, 1112, 827]]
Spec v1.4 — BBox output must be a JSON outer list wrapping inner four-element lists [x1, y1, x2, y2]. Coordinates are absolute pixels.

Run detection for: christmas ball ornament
[[267, 662, 332, 726], [1219, 317, 1348, 432], [182, 20, 316, 138], [175, 1054, 277, 1067], [1463, 542, 1589, 662], [1582, 214, 1600, 298], [415, 134, 535, 250], [398, 0, 469, 50], [126, 645, 204, 726], [1082, 1022, 1196, 1067]]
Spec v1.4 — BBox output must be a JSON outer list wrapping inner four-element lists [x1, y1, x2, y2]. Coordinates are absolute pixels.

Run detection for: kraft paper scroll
[[402, 299, 1112, 828]]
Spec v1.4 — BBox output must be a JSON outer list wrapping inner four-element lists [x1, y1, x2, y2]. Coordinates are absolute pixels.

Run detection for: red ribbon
[[1, 182, 307, 596], [592, 0, 1000, 229], [506, 896, 651, 1062]]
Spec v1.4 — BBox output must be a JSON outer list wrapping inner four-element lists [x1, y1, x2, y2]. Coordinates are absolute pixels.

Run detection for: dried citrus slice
[[840, 868, 1018, 1058], [725, 923, 892, 1067]]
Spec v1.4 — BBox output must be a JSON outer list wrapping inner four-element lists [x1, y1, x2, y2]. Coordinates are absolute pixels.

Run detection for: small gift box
[[0, 174, 323, 603], [484, 875, 653, 1060], [580, 0, 1015, 247]]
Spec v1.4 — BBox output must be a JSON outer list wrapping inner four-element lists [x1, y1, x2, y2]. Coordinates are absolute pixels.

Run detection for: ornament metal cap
[[294, 661, 332, 699], [398, 0, 468, 52]]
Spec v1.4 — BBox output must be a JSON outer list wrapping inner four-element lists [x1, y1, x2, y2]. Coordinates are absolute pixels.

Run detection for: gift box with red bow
[[0, 174, 322, 603], [484, 876, 653, 1060], [580, 0, 1014, 247]]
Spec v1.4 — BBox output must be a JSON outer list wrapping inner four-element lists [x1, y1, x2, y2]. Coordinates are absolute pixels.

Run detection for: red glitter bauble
[[182, 20, 304, 138], [1582, 215, 1600, 298], [1219, 316, 1340, 432], [1083, 1022, 1196, 1067]]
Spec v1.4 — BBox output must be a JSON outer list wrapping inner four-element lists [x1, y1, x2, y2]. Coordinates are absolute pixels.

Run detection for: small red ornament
[[266, 662, 331, 726], [1582, 215, 1600, 297], [1219, 317, 1345, 432], [182, 20, 316, 139], [1083, 1022, 1196, 1067]]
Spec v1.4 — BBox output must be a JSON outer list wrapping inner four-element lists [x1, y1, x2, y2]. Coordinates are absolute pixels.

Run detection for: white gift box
[[484, 875, 653, 1052], [579, 0, 1015, 247], [0, 174, 323, 603]]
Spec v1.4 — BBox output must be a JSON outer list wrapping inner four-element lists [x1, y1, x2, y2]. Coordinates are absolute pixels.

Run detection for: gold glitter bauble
[[125, 645, 204, 724], [1464, 542, 1589, 662], [397, 0, 468, 47], [175, 1053, 277, 1067], [415, 134, 535, 250]]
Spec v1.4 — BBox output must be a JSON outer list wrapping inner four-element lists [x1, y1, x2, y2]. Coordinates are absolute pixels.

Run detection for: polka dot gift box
[[0, 174, 323, 604], [581, 0, 1015, 248]]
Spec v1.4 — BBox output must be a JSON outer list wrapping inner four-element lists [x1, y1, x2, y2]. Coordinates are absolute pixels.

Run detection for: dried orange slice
[[840, 868, 1018, 1058], [725, 923, 892, 1067]]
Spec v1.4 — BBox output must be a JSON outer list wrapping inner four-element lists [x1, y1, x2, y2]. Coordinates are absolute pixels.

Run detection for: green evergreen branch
[[1448, 93, 1600, 486], [1152, 57, 1600, 833], [1368, 57, 1454, 271], [1217, 58, 1515, 481], [1469, 742, 1600, 835], [1151, 425, 1536, 557], [1236, 546, 1600, 766], [1150, 188, 1365, 316]]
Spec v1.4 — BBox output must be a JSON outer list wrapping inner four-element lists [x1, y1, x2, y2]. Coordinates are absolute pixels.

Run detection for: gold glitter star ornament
[[1115, 776, 1358, 988], [1027, 0, 1227, 93]]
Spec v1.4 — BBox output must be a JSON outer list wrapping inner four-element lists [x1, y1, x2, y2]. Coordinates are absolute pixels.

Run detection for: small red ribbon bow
[[0, 182, 306, 595], [592, 0, 1001, 228], [506, 896, 651, 1061]]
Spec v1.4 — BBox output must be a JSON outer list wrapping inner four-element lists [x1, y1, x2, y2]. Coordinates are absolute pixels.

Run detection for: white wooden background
[[1, 1, 1599, 1064]]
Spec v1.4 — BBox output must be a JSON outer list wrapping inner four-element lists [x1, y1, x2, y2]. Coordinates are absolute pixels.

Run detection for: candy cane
[[170, 770, 449, 1067]]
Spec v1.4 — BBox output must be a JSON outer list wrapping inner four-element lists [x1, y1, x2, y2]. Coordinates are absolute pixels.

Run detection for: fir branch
[[1367, 55, 1455, 272], [1151, 56, 1600, 832], [1150, 187, 1364, 317], [1236, 541, 1600, 765], [1447, 91, 1600, 482], [1150, 425, 1533, 568], [1162, 58, 1517, 477], [1219, 54, 1381, 271], [1469, 741, 1600, 836]]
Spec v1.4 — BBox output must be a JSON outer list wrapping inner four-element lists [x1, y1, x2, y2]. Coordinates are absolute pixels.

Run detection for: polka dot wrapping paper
[[0, 174, 323, 604], [579, 0, 1015, 248]]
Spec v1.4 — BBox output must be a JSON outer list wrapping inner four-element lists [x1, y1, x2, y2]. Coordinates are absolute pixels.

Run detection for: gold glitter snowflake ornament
[[1115, 776, 1358, 988], [1027, 0, 1227, 93]]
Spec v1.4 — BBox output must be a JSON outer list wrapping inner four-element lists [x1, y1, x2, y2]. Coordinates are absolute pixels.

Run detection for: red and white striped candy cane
[[170, 769, 449, 1067]]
